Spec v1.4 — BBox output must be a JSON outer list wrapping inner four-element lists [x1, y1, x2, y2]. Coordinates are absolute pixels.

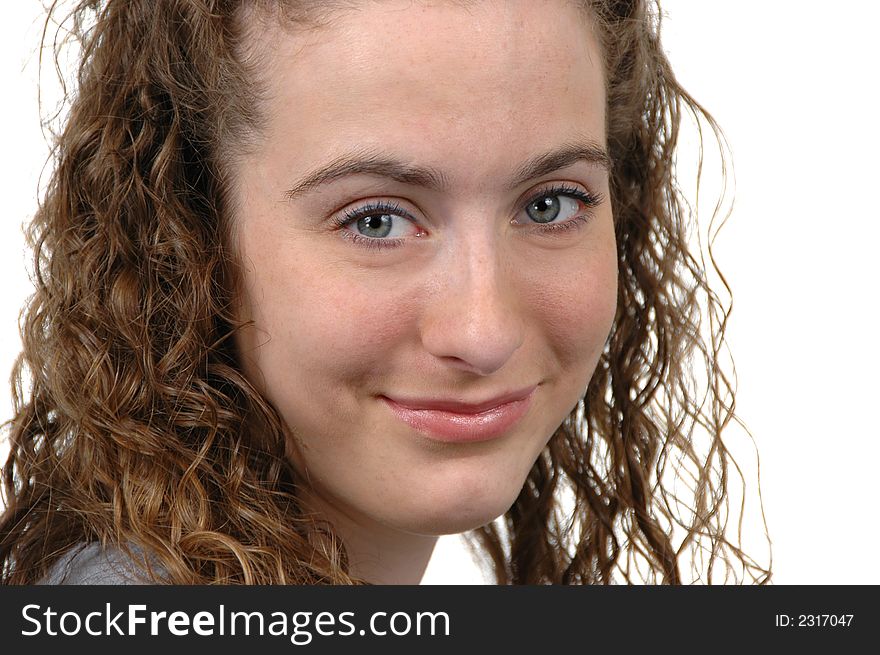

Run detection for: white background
[[2, 1, 878, 584]]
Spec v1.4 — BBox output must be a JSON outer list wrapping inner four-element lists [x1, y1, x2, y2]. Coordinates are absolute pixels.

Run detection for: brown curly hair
[[0, 0, 771, 584]]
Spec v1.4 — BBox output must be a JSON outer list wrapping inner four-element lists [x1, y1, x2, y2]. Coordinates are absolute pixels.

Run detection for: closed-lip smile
[[384, 385, 538, 414], [381, 385, 538, 442]]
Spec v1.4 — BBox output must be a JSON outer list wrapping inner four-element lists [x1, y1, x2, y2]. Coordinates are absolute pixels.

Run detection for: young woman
[[0, 0, 771, 585]]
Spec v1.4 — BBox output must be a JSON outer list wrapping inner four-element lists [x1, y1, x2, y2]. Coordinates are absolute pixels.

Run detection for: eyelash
[[333, 200, 411, 252], [331, 183, 604, 252]]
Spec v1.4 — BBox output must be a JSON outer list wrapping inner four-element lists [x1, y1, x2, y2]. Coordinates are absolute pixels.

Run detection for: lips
[[381, 385, 537, 443]]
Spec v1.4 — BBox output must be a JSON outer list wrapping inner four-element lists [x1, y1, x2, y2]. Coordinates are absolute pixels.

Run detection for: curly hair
[[0, 0, 771, 584]]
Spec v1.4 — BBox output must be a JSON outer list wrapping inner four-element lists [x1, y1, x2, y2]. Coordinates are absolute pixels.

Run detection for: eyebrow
[[283, 138, 611, 201]]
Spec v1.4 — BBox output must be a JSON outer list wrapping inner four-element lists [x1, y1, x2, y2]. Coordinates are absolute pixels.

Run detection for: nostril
[[418, 250, 525, 375], [420, 315, 525, 377]]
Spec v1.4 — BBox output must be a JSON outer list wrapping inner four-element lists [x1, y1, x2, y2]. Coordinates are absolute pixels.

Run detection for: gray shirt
[[40, 543, 153, 585]]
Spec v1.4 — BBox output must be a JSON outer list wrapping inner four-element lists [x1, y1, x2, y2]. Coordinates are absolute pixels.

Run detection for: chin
[[400, 511, 507, 537], [389, 483, 522, 537]]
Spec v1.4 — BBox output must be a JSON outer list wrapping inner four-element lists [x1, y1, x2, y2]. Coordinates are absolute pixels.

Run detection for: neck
[[298, 487, 438, 585], [338, 518, 439, 585]]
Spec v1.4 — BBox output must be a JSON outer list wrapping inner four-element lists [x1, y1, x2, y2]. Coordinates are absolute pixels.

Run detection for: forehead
[[244, 0, 605, 192]]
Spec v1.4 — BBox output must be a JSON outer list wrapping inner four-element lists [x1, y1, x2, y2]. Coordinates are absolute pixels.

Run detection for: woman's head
[[231, 0, 617, 564], [1, 0, 770, 584]]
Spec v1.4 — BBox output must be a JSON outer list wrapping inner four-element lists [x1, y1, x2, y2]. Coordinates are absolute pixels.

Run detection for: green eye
[[527, 195, 562, 223], [357, 214, 395, 238]]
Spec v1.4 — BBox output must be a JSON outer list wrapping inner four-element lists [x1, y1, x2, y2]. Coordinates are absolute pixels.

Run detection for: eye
[[331, 200, 424, 250], [515, 184, 602, 228], [525, 194, 579, 223], [357, 214, 396, 238]]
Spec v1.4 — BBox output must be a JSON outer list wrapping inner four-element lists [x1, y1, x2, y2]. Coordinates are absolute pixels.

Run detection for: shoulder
[[39, 543, 157, 585]]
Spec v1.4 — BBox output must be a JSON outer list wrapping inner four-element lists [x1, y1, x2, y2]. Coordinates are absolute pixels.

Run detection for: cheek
[[235, 244, 419, 395], [523, 237, 619, 373]]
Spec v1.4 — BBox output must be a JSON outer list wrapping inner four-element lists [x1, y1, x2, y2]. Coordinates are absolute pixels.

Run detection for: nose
[[418, 237, 525, 376]]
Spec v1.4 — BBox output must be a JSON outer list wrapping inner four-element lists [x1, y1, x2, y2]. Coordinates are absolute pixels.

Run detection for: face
[[232, 0, 617, 540]]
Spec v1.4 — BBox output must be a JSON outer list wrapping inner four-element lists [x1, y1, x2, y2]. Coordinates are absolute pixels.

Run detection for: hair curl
[[1, 0, 771, 584]]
